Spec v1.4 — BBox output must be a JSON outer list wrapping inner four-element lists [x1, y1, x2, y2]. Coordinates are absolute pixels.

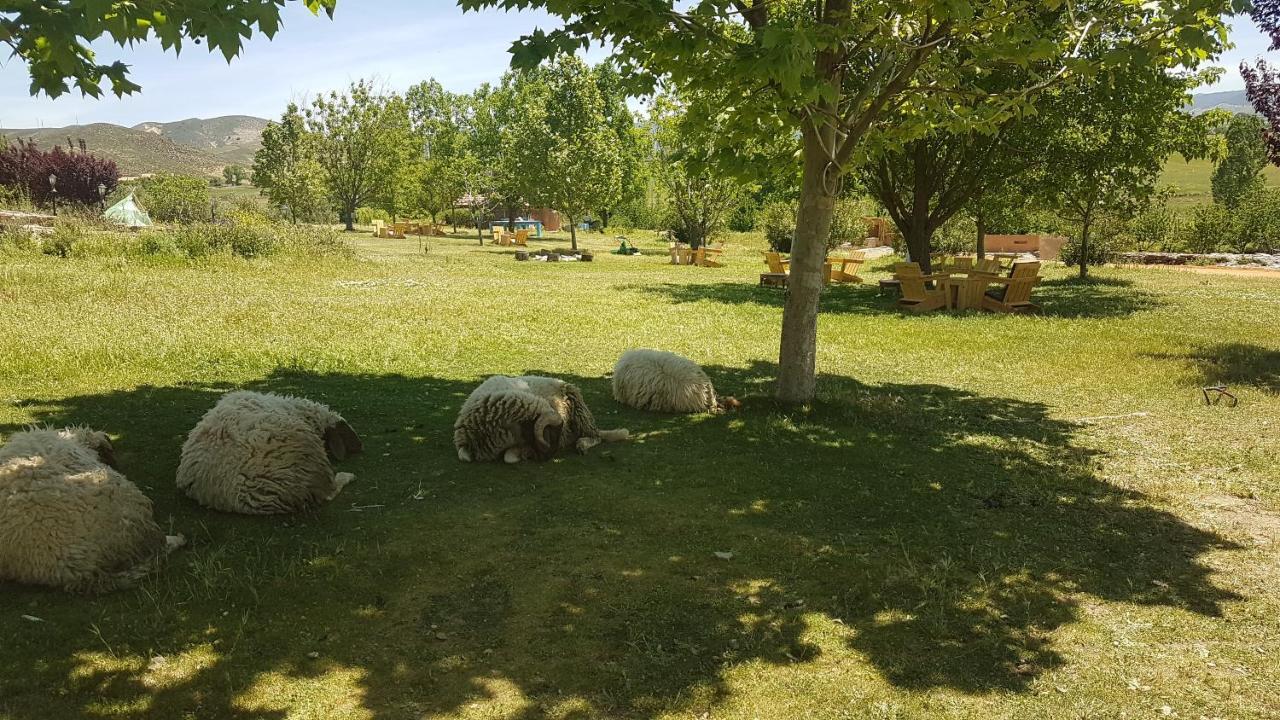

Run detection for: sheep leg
[[503, 447, 524, 464], [165, 534, 187, 552], [575, 436, 602, 454], [325, 472, 356, 500]]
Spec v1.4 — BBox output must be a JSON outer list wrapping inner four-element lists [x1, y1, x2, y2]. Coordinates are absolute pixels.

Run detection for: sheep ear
[[324, 421, 363, 461], [93, 433, 119, 469]]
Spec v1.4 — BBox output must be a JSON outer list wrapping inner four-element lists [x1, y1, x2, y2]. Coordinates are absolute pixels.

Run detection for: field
[[0, 229, 1277, 719], [1160, 154, 1280, 206]]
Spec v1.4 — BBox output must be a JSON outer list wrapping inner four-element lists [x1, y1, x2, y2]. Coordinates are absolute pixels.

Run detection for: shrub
[[760, 201, 796, 252], [139, 232, 182, 257], [934, 215, 979, 255], [355, 207, 389, 226], [0, 228, 41, 255], [0, 140, 119, 208], [1182, 204, 1231, 254], [1059, 231, 1116, 268], [727, 203, 756, 232], [44, 221, 89, 258], [140, 175, 211, 224], [1228, 185, 1280, 253]]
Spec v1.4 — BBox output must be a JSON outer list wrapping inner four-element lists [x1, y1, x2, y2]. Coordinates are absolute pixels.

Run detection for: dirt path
[[1116, 263, 1280, 279]]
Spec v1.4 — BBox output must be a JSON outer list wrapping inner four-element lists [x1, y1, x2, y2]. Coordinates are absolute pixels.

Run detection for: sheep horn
[[533, 411, 563, 455], [324, 420, 363, 461]]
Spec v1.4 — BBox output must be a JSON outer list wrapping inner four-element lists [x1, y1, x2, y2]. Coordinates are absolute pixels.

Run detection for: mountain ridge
[[1, 115, 269, 178]]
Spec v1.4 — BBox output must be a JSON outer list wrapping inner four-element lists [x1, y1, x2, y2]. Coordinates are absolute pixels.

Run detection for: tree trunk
[[976, 209, 985, 259], [600, 209, 610, 229], [776, 126, 838, 404], [569, 217, 578, 251], [506, 204, 517, 231], [904, 227, 934, 275], [343, 207, 355, 232], [1079, 212, 1091, 279], [476, 215, 484, 245], [451, 205, 457, 234]]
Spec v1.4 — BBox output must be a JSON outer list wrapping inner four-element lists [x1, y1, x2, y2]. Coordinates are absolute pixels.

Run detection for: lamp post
[[48, 174, 57, 216], [97, 183, 107, 212]]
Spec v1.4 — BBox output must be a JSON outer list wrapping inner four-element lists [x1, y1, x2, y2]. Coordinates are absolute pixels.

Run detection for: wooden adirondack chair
[[976, 257, 1002, 274], [981, 262, 1042, 313], [514, 229, 530, 246], [695, 245, 725, 267], [763, 252, 790, 274], [894, 262, 950, 313], [828, 251, 866, 283]]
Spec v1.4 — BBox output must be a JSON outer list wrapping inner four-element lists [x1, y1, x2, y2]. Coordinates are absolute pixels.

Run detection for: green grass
[[0, 229, 1277, 719], [1160, 154, 1280, 206]]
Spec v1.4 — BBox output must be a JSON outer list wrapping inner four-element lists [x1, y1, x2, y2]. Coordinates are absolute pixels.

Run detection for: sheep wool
[[612, 349, 721, 413], [0, 427, 183, 593], [455, 375, 629, 463], [176, 391, 363, 515]]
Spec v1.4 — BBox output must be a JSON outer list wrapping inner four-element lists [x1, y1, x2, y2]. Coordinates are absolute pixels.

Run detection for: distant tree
[[513, 56, 622, 250], [1243, 0, 1280, 164], [650, 95, 744, 249], [305, 80, 411, 231], [1211, 114, 1268, 208], [141, 174, 210, 223], [0, 140, 119, 208], [593, 63, 645, 229], [2, 1, 335, 98], [1034, 64, 1213, 277], [222, 165, 249, 186], [406, 79, 468, 226], [252, 103, 329, 224], [369, 96, 420, 222]]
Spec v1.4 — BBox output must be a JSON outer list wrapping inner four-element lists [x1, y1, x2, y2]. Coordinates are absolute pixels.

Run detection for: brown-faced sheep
[[176, 391, 363, 514], [454, 375, 628, 463], [611, 349, 738, 413], [0, 427, 183, 593]]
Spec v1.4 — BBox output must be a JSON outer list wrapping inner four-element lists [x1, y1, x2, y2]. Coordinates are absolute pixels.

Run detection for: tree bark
[[976, 208, 985, 259], [568, 217, 578, 251], [506, 203, 517, 231], [343, 207, 355, 232], [600, 209, 610, 229], [776, 125, 838, 404], [1079, 211, 1091, 278]]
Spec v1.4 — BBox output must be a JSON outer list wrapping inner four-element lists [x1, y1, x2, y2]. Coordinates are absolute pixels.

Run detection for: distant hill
[[133, 115, 267, 166], [1189, 90, 1254, 115], [0, 115, 269, 178]]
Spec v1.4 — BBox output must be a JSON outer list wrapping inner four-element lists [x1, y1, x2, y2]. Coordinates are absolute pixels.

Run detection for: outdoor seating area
[[893, 257, 1044, 313], [759, 250, 868, 287], [670, 242, 725, 267], [373, 219, 445, 238], [492, 227, 531, 246]]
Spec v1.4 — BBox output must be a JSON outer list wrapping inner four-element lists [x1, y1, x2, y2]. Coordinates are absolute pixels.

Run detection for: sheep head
[[528, 410, 564, 460], [68, 428, 119, 468], [324, 420, 363, 461]]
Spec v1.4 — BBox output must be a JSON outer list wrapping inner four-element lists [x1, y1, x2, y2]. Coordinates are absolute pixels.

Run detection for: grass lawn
[[1160, 154, 1280, 207], [0, 229, 1277, 719]]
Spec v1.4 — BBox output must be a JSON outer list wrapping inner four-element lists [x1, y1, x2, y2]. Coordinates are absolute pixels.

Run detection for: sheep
[[611, 349, 739, 413], [454, 375, 629, 463], [0, 427, 184, 593], [176, 390, 363, 514]]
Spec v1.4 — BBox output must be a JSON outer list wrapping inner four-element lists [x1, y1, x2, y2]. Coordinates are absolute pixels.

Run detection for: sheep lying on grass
[[455, 375, 629, 463], [177, 391, 363, 514], [612, 349, 739, 413], [0, 427, 183, 593]]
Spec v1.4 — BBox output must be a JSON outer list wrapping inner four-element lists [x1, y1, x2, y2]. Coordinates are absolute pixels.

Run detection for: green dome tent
[[102, 193, 152, 228]]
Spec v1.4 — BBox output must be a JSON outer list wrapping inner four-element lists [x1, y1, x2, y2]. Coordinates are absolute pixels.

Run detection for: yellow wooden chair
[[828, 251, 866, 283], [976, 257, 1002, 275], [513, 229, 530, 246], [695, 245, 725, 268], [371, 219, 385, 237], [980, 262, 1042, 314], [763, 251, 790, 274], [893, 262, 950, 313]]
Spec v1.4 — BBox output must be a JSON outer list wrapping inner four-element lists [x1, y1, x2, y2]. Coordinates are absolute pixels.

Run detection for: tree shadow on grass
[[1143, 342, 1280, 394], [627, 277, 1160, 319], [0, 364, 1240, 718]]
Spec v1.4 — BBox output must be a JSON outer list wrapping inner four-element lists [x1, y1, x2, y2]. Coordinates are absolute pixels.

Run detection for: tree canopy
[[2, 0, 336, 98]]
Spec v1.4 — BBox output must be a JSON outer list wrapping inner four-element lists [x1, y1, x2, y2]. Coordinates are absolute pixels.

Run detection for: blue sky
[[0, 5, 1273, 128]]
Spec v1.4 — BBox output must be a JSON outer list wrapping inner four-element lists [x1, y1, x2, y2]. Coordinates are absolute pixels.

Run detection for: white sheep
[[454, 375, 629, 463], [176, 390, 363, 514], [612, 349, 739, 413], [0, 427, 184, 593]]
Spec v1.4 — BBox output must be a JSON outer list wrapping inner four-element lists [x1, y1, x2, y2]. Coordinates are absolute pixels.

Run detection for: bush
[[1059, 232, 1115, 268], [934, 215, 979, 255], [44, 221, 89, 257], [760, 201, 796, 252], [1228, 185, 1280, 253], [827, 198, 867, 247], [0, 228, 41, 255], [140, 175, 211, 224], [355, 207, 389, 226], [1182, 204, 1231, 254], [0, 140, 119, 208], [727, 203, 756, 232]]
